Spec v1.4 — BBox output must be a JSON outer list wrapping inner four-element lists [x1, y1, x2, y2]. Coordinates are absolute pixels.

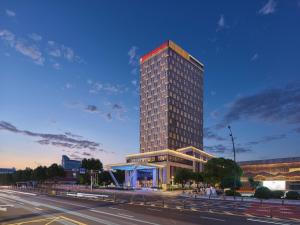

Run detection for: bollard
[[114, 193, 116, 202], [270, 208, 273, 218], [143, 195, 146, 205], [162, 199, 164, 208], [282, 199, 284, 205], [260, 199, 263, 205]]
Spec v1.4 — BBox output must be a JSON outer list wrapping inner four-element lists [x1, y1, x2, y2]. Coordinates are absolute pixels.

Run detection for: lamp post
[[228, 125, 237, 198]]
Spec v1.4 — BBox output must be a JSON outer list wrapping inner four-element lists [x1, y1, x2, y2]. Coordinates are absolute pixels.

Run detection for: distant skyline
[[1, 0, 300, 169]]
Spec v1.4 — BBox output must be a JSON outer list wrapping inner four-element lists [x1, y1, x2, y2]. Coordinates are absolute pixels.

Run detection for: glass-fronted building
[[61, 155, 81, 171]]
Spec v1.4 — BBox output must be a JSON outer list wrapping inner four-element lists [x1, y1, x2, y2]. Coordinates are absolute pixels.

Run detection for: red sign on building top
[[140, 41, 169, 63]]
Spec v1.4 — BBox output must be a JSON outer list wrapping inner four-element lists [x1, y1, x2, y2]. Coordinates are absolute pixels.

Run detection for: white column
[[152, 168, 157, 187]]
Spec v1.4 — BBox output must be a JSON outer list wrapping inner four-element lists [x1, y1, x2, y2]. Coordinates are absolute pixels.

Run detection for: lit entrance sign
[[263, 180, 286, 190]]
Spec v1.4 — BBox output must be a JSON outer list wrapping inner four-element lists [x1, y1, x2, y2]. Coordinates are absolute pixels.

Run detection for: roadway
[[0, 188, 300, 225]]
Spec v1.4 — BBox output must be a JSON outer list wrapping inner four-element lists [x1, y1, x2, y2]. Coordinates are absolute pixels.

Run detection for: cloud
[[85, 105, 99, 113], [131, 80, 137, 86], [210, 110, 220, 120], [5, 9, 16, 17], [87, 80, 127, 95], [245, 134, 286, 145], [0, 121, 104, 153], [128, 46, 139, 75], [106, 113, 112, 121], [218, 82, 300, 129], [259, 0, 277, 15], [216, 15, 227, 31], [205, 144, 252, 154], [204, 127, 226, 141], [251, 53, 259, 61], [28, 33, 42, 42], [65, 83, 73, 89], [47, 41, 61, 57], [14, 41, 44, 65], [52, 62, 61, 70], [0, 29, 45, 65], [128, 46, 138, 66]]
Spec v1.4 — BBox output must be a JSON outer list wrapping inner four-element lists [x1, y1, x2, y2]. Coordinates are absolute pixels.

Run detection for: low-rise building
[[239, 157, 300, 191], [0, 168, 16, 174]]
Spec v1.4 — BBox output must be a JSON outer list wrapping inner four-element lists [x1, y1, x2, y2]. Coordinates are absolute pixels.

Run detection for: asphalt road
[[0, 188, 300, 225]]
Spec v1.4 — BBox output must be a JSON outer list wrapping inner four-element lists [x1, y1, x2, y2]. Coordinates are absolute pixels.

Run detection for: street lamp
[[228, 125, 237, 198]]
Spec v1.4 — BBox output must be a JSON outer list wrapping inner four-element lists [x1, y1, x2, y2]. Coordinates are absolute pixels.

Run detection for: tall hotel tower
[[106, 41, 213, 189], [140, 40, 204, 153]]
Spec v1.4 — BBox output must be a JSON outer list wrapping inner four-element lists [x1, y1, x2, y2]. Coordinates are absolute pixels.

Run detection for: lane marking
[[0, 207, 7, 212], [109, 207, 123, 210], [200, 216, 226, 222], [7, 217, 57, 225], [247, 218, 291, 225], [0, 189, 36, 196], [35, 207, 43, 211], [118, 213, 134, 218], [0, 204, 14, 207], [0, 195, 120, 225], [147, 208, 162, 211], [90, 209, 161, 225]]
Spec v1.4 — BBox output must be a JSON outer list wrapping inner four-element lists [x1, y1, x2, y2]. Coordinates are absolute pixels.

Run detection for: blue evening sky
[[0, 0, 300, 169]]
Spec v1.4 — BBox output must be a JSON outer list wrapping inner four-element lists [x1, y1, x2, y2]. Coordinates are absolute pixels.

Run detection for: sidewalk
[[180, 192, 300, 205]]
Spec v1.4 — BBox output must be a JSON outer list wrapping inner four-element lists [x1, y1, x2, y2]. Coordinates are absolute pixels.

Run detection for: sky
[[0, 0, 300, 169]]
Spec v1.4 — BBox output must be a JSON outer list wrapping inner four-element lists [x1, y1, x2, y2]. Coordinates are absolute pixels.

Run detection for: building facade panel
[[140, 40, 204, 153]]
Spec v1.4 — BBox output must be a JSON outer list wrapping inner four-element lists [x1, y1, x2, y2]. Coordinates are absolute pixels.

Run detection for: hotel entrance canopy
[[105, 162, 164, 171]]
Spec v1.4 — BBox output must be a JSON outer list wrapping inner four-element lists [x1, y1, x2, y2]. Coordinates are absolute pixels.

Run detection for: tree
[[254, 186, 272, 199], [99, 171, 112, 186], [113, 170, 125, 184], [203, 158, 242, 187], [248, 177, 260, 190], [80, 158, 103, 185], [33, 166, 47, 182], [81, 158, 103, 171], [47, 164, 65, 180], [221, 176, 242, 189], [192, 172, 204, 188], [174, 168, 193, 188]]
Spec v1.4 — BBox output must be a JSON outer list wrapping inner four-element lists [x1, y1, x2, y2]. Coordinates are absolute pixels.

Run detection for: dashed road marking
[[118, 213, 134, 218], [200, 216, 226, 222], [247, 218, 291, 225], [147, 208, 162, 212]]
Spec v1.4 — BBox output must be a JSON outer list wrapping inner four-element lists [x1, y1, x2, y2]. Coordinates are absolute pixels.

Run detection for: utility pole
[[90, 170, 93, 192], [228, 125, 237, 199]]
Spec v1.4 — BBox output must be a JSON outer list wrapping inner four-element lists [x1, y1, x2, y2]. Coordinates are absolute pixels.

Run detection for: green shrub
[[225, 189, 241, 196], [271, 190, 284, 199], [254, 186, 272, 199], [285, 191, 300, 200]]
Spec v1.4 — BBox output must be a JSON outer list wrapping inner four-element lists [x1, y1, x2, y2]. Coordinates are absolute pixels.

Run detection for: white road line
[[35, 207, 43, 211], [109, 207, 123, 210], [0, 207, 7, 212], [89, 209, 161, 225], [0, 190, 36, 196], [190, 207, 197, 211], [247, 218, 291, 225], [118, 213, 134, 218], [200, 216, 226, 222], [147, 208, 162, 212], [0, 204, 14, 207]]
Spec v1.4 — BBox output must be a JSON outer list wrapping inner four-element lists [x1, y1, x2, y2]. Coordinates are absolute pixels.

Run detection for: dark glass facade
[[140, 41, 204, 153]]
